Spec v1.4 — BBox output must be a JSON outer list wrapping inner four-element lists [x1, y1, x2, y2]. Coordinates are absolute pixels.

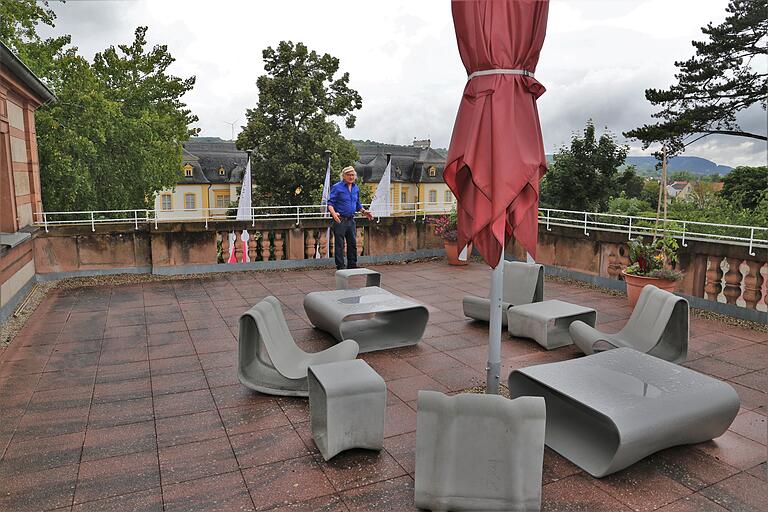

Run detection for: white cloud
[[40, 0, 766, 167]]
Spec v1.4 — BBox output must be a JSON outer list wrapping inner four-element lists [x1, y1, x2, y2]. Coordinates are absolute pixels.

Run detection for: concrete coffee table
[[507, 299, 596, 350], [303, 286, 429, 353]]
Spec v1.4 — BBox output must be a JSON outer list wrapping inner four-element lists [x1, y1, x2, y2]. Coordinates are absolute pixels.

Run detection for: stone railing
[[30, 217, 766, 319]]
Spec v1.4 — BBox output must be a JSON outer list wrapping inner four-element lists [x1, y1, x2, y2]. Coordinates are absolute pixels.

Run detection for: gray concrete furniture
[[238, 296, 359, 397], [507, 299, 597, 350], [415, 391, 546, 511], [303, 286, 428, 353], [335, 267, 381, 289], [462, 261, 544, 326], [569, 284, 689, 363], [308, 359, 386, 460], [508, 348, 740, 478]]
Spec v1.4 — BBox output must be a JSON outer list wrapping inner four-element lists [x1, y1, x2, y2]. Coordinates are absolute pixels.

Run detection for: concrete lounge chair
[[462, 261, 544, 326], [508, 348, 740, 478], [569, 284, 688, 363], [238, 296, 359, 397], [335, 268, 381, 290], [415, 391, 546, 511]]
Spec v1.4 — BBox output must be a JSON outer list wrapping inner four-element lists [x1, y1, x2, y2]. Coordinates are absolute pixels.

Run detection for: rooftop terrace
[[0, 260, 766, 511]]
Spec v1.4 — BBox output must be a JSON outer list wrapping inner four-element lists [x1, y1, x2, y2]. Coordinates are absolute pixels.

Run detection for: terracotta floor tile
[[745, 462, 766, 481], [212, 383, 274, 410], [361, 353, 422, 381], [74, 450, 160, 504], [96, 360, 150, 383], [320, 449, 407, 492], [384, 402, 417, 439], [148, 341, 196, 360], [0, 463, 78, 512], [147, 330, 192, 347], [198, 350, 235, 370], [151, 368, 208, 396], [153, 388, 216, 419], [88, 397, 154, 429], [340, 476, 418, 512], [163, 471, 254, 512], [387, 375, 448, 403], [149, 354, 202, 376], [146, 320, 188, 335], [727, 382, 767, 415], [93, 376, 151, 404], [714, 344, 768, 371], [700, 472, 768, 512], [689, 334, 755, 357], [694, 431, 768, 470], [14, 404, 90, 441], [82, 420, 156, 461], [730, 369, 768, 393], [71, 487, 163, 512], [265, 494, 348, 512], [0, 431, 84, 476], [155, 410, 226, 448], [649, 446, 741, 491], [656, 494, 729, 512], [383, 431, 416, 476], [230, 424, 309, 469], [219, 400, 290, 436], [205, 364, 241, 388], [542, 474, 632, 512], [684, 357, 753, 380], [729, 410, 767, 445], [243, 455, 336, 511], [430, 365, 483, 392], [159, 436, 239, 484], [592, 459, 694, 511], [542, 447, 582, 485], [99, 347, 147, 366]]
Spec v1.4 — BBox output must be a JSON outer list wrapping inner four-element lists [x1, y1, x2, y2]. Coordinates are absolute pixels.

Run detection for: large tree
[[540, 121, 629, 211], [3, 3, 198, 211], [237, 41, 362, 206], [625, 0, 767, 154], [719, 166, 768, 210]]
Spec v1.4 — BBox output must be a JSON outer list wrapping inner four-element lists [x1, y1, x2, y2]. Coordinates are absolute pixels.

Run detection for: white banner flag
[[368, 159, 392, 218], [316, 156, 332, 258], [236, 156, 252, 221]]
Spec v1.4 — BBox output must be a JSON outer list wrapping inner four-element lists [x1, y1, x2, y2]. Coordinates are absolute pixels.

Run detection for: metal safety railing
[[35, 204, 767, 253]]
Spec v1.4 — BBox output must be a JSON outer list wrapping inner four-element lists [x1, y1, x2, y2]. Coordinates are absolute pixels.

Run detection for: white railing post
[[90, 212, 95, 232], [546, 209, 551, 231], [681, 222, 688, 247], [627, 217, 632, 240], [583, 212, 589, 236], [43, 212, 48, 233], [749, 228, 755, 257], [134, 210, 138, 230], [296, 206, 300, 226], [205, 209, 208, 229], [251, 206, 255, 227], [154, 209, 158, 230]]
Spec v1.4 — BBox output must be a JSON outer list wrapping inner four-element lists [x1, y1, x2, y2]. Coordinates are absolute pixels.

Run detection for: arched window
[[184, 164, 193, 177]]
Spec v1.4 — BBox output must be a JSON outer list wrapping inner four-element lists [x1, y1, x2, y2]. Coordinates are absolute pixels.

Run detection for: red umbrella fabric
[[444, 0, 549, 266]]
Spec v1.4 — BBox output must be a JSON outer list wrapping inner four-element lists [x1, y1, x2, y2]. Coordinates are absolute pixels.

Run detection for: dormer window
[[218, 166, 225, 176], [183, 164, 193, 177], [428, 166, 437, 177]]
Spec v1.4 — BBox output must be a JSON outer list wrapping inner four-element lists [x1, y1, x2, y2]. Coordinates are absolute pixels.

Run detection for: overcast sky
[[41, 0, 767, 167]]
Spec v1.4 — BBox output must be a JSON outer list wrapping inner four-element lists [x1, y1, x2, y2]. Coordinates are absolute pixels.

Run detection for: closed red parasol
[[444, 0, 550, 392]]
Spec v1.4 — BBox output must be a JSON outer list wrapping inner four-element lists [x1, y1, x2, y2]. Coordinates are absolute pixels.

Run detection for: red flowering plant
[[431, 208, 458, 242]]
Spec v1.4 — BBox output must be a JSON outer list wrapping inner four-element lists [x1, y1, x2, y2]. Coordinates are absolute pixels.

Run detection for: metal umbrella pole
[[486, 240, 504, 394]]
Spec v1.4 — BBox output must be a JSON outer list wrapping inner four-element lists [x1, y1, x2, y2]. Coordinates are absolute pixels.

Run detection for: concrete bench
[[507, 299, 596, 350], [308, 359, 386, 460], [508, 348, 740, 477]]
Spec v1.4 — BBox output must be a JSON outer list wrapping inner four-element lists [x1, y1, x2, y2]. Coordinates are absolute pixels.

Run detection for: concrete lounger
[[308, 359, 386, 460], [415, 391, 546, 511], [238, 296, 359, 397], [569, 284, 689, 362], [462, 261, 544, 325], [335, 268, 382, 289], [507, 299, 596, 350], [508, 348, 740, 477], [303, 286, 428, 353]]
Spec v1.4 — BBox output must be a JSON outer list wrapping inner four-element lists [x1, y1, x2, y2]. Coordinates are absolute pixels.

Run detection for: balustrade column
[[318, 228, 329, 258], [357, 227, 364, 256], [743, 260, 765, 310], [722, 258, 743, 305], [305, 230, 316, 259], [704, 256, 724, 301], [274, 232, 284, 260], [259, 230, 271, 261]]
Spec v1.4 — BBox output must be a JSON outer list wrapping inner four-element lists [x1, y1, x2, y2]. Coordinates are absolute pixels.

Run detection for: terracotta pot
[[622, 271, 677, 307], [444, 240, 469, 266]]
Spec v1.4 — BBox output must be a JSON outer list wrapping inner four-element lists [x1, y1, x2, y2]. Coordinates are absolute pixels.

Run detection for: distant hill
[[544, 155, 732, 176]]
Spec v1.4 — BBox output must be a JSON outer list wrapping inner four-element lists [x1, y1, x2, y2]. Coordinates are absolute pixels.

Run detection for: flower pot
[[444, 240, 469, 266], [622, 271, 677, 307]]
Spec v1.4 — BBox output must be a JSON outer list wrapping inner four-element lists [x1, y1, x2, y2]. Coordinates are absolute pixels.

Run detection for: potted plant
[[432, 208, 468, 266], [622, 235, 682, 306]]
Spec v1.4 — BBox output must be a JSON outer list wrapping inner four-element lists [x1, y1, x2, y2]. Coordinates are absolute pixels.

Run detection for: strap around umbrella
[[467, 69, 533, 80]]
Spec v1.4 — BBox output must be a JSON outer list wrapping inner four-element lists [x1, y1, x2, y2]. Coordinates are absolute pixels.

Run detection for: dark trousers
[[332, 218, 357, 270]]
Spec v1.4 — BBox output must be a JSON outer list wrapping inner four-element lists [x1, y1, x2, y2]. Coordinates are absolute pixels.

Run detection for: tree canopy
[[3, 2, 198, 211], [540, 120, 632, 211], [719, 165, 768, 210], [624, 0, 767, 155], [237, 41, 362, 206]]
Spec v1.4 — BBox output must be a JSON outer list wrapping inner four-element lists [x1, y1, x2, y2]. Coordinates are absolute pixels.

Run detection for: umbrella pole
[[486, 240, 504, 394]]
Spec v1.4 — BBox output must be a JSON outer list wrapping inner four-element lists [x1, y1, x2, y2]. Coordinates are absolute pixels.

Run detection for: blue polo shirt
[[327, 181, 362, 217]]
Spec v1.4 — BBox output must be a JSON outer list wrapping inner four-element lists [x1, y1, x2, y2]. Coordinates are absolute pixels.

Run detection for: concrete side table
[[415, 391, 546, 511], [508, 348, 740, 477], [335, 268, 382, 290], [507, 299, 596, 350], [308, 359, 386, 461]]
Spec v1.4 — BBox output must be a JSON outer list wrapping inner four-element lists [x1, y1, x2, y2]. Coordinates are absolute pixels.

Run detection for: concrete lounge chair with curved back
[[462, 261, 544, 326], [238, 296, 359, 397], [569, 284, 689, 363]]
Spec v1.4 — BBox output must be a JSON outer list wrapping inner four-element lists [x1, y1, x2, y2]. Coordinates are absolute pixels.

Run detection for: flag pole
[[486, 240, 504, 394], [323, 150, 332, 258]]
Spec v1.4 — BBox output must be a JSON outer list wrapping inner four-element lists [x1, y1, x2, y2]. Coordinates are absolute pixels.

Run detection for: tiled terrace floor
[[0, 260, 766, 511]]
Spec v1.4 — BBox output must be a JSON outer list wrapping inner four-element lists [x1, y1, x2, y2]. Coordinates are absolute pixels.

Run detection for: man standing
[[327, 166, 373, 270]]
